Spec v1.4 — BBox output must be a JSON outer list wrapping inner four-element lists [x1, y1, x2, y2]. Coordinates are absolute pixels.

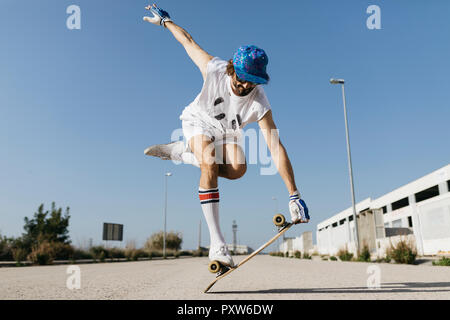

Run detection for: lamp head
[[330, 78, 345, 84]]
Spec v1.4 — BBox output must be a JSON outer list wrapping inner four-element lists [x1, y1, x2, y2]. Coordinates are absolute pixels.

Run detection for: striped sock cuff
[[289, 190, 301, 201], [199, 188, 219, 205]]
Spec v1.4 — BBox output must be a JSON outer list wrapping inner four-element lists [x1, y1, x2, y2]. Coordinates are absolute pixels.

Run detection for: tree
[[22, 202, 71, 250], [0, 234, 14, 261]]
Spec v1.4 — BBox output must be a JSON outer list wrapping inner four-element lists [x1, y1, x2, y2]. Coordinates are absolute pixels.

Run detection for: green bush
[[388, 240, 417, 264], [432, 257, 450, 266], [357, 245, 371, 262], [269, 252, 285, 257], [125, 248, 146, 261], [330, 256, 337, 261], [12, 248, 28, 265], [302, 252, 311, 260], [108, 248, 125, 261], [52, 242, 75, 260], [99, 251, 106, 262], [90, 246, 108, 262], [28, 241, 55, 265], [144, 231, 183, 251], [337, 249, 354, 261], [147, 250, 163, 259], [125, 248, 135, 261], [72, 249, 93, 260], [294, 251, 301, 259], [192, 249, 204, 257], [165, 250, 174, 257], [0, 235, 14, 261]]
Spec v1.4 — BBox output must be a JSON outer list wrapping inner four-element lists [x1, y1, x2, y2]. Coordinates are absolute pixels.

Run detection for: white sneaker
[[144, 141, 185, 161], [209, 245, 235, 268]]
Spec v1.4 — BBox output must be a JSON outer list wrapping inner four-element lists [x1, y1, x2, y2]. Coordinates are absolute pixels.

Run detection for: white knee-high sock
[[199, 187, 225, 248]]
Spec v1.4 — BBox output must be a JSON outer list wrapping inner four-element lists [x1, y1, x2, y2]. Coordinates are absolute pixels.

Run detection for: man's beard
[[235, 84, 254, 96]]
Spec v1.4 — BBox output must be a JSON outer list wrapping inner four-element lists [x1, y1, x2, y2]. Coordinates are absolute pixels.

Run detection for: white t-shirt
[[180, 57, 271, 136]]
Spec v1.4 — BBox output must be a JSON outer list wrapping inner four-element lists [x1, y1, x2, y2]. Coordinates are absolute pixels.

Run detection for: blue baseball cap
[[232, 45, 269, 84]]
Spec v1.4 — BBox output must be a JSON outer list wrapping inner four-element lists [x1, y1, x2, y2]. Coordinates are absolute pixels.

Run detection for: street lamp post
[[272, 196, 284, 248], [271, 197, 278, 213], [330, 79, 360, 254], [163, 172, 172, 259]]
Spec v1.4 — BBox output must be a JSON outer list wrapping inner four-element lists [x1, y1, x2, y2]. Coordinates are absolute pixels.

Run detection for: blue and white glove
[[289, 191, 310, 224], [144, 4, 172, 27]]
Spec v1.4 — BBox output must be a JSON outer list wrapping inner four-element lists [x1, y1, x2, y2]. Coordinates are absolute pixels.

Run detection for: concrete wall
[[416, 193, 450, 255], [317, 219, 358, 256], [357, 210, 375, 253], [279, 238, 294, 254], [375, 234, 417, 259], [279, 232, 314, 255], [225, 244, 252, 254], [292, 231, 313, 253]]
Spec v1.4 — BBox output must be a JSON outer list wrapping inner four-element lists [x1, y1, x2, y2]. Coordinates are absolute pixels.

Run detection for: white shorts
[[182, 120, 243, 152]]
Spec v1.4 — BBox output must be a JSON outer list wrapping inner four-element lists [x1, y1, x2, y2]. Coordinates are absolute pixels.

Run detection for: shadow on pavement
[[209, 282, 450, 295]]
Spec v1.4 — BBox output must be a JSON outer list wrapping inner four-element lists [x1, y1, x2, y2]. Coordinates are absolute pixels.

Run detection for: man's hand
[[289, 191, 310, 224], [143, 3, 172, 27]]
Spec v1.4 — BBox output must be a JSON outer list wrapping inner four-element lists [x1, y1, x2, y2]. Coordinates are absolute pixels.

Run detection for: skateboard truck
[[273, 213, 289, 232], [208, 261, 231, 277]]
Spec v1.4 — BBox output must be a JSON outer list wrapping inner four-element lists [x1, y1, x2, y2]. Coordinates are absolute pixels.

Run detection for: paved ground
[[1, 255, 450, 300]]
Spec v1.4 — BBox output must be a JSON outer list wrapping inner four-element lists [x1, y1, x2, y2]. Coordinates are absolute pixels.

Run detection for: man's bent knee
[[222, 163, 247, 180]]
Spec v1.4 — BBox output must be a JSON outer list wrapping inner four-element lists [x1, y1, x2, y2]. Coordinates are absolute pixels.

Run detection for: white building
[[225, 244, 253, 254], [279, 232, 314, 255], [317, 164, 450, 256], [206, 244, 252, 254], [279, 237, 294, 254]]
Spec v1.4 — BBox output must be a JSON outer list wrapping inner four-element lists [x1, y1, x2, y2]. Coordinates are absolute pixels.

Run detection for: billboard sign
[[102, 223, 123, 241]]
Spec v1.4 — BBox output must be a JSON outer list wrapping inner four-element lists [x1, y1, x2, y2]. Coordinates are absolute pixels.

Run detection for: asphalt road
[[1, 255, 450, 300]]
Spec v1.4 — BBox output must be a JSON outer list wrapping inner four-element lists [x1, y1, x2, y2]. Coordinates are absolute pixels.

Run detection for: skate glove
[[144, 4, 172, 27], [289, 190, 310, 224]]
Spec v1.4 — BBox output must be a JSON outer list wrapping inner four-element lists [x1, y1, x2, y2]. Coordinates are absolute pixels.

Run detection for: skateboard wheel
[[273, 214, 286, 227], [208, 260, 221, 273]]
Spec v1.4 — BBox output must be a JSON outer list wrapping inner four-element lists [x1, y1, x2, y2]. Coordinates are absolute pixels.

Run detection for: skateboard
[[204, 213, 293, 293]]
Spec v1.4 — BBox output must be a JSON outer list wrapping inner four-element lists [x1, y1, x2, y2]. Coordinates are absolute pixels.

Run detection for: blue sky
[[1, 0, 449, 251]]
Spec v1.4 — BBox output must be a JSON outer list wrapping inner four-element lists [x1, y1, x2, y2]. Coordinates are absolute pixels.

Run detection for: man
[[143, 4, 309, 268]]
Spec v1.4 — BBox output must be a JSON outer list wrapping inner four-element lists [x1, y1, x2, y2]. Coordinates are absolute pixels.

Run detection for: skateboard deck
[[204, 217, 293, 293]]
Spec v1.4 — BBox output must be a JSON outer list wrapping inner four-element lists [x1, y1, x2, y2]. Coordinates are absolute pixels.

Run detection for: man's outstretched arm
[[258, 110, 310, 224], [165, 22, 213, 80], [258, 110, 297, 194], [143, 4, 213, 81]]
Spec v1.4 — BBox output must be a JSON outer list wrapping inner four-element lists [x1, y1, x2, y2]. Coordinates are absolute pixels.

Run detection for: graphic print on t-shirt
[[214, 97, 224, 106], [214, 94, 246, 132], [212, 95, 235, 131], [214, 113, 226, 120], [179, 57, 271, 136]]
